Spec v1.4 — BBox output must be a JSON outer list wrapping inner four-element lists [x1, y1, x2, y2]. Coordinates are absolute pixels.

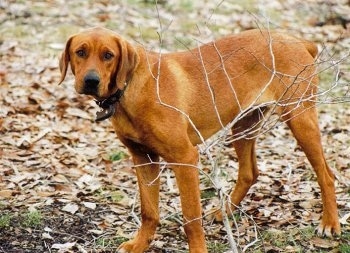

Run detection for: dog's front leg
[[173, 165, 207, 253], [118, 153, 160, 253]]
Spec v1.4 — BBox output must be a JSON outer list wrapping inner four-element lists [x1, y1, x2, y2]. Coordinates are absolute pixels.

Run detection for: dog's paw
[[117, 248, 128, 253], [316, 220, 341, 237], [117, 242, 136, 253], [117, 239, 150, 253]]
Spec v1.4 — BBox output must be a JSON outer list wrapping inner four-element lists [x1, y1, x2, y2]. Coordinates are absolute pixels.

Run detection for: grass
[[95, 236, 128, 248], [110, 190, 125, 203], [95, 237, 115, 247], [22, 210, 42, 228], [0, 213, 11, 228], [201, 188, 217, 199], [94, 187, 127, 204], [260, 227, 317, 252], [258, 226, 350, 253], [208, 241, 229, 252], [102, 150, 128, 162], [339, 231, 350, 253], [108, 150, 128, 162], [340, 244, 350, 253], [0, 210, 42, 229]]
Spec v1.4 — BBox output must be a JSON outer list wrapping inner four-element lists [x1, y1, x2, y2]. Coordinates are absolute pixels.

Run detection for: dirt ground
[[0, 0, 350, 252]]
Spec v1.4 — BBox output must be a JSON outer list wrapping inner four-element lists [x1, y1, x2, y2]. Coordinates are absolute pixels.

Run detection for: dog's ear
[[115, 38, 139, 90], [58, 36, 74, 85]]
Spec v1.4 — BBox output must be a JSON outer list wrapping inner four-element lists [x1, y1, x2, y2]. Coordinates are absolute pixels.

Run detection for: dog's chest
[[110, 107, 144, 143]]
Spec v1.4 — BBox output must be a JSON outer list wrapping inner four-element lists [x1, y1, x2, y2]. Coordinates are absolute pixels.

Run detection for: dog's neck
[[95, 82, 128, 122]]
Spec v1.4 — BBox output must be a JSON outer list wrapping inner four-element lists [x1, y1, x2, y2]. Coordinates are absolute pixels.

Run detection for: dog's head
[[59, 27, 139, 99]]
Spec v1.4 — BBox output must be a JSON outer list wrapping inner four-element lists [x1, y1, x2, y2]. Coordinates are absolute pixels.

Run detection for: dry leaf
[[51, 242, 76, 250], [0, 190, 14, 198], [310, 238, 339, 248], [0, 1, 349, 252], [83, 202, 96, 209], [42, 232, 53, 240], [339, 212, 350, 225], [62, 203, 79, 214]]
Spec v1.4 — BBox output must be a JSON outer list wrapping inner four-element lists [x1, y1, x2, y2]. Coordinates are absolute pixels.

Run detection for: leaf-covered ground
[[1, 0, 350, 252]]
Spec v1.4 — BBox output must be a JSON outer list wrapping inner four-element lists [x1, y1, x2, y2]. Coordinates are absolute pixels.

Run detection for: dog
[[59, 27, 340, 253]]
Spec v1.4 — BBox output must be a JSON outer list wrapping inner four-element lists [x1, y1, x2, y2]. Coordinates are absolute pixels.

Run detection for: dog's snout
[[83, 71, 100, 95]]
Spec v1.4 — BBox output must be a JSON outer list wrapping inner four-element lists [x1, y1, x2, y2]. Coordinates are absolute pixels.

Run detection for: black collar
[[95, 88, 125, 122]]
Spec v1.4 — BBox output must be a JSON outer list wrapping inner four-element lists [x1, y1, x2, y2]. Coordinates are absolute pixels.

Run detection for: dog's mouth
[[80, 84, 116, 122], [89, 82, 117, 101]]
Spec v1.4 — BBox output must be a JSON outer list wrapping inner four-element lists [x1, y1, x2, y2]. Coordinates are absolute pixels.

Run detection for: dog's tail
[[303, 40, 318, 59]]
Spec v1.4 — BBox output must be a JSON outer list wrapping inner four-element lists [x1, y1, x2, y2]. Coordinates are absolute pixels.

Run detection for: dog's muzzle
[[83, 71, 100, 96]]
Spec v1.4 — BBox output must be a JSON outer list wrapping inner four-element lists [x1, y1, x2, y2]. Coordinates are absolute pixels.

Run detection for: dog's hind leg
[[285, 107, 340, 237], [226, 107, 266, 211], [228, 138, 259, 211], [212, 109, 262, 221], [213, 137, 259, 222]]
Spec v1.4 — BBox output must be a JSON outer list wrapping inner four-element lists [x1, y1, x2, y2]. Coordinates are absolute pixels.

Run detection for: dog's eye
[[103, 52, 114, 61], [76, 49, 86, 58]]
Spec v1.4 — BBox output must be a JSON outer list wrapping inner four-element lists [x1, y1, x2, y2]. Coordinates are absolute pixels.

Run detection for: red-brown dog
[[59, 27, 340, 253]]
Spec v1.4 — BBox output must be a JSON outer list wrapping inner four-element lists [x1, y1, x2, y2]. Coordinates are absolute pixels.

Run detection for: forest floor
[[1, 0, 350, 252]]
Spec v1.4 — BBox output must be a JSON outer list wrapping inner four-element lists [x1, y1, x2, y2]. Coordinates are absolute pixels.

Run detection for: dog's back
[[157, 29, 319, 142]]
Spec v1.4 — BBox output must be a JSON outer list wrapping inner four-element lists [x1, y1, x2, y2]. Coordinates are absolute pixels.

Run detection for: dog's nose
[[83, 71, 100, 95]]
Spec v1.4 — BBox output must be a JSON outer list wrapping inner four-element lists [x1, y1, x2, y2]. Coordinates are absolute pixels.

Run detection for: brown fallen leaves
[[1, 0, 350, 252]]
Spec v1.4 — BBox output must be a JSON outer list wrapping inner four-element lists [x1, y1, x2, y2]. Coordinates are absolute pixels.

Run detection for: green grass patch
[[95, 236, 128, 248], [94, 187, 127, 204], [260, 226, 350, 252], [110, 191, 125, 203], [339, 230, 350, 253], [263, 228, 299, 249], [102, 150, 128, 162], [108, 151, 127, 162], [208, 241, 229, 252], [201, 188, 217, 199], [22, 210, 42, 228], [340, 243, 350, 253], [0, 213, 11, 228]]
